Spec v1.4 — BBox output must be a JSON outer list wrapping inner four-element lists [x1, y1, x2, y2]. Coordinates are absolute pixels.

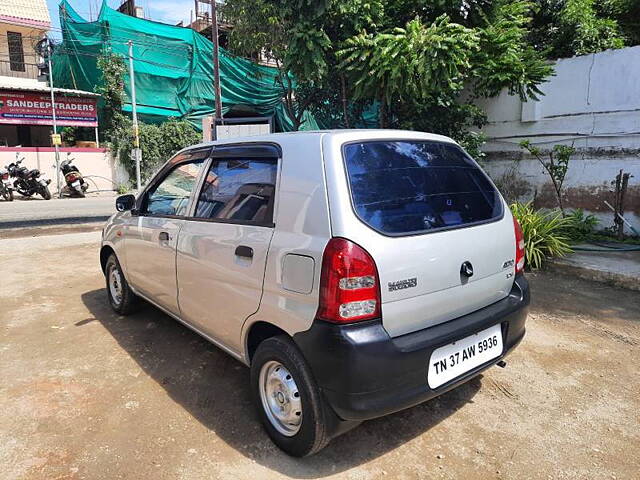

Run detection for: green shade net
[[52, 0, 327, 131]]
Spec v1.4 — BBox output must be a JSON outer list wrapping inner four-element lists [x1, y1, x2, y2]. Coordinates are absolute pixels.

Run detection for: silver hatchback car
[[101, 130, 529, 456]]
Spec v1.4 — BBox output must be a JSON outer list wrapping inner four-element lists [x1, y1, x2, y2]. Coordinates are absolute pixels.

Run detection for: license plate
[[72, 180, 81, 187], [428, 324, 503, 389]]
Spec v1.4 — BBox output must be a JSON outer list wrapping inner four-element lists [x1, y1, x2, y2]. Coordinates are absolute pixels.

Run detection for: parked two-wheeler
[[0, 166, 14, 201], [60, 154, 88, 197], [6, 155, 52, 200]]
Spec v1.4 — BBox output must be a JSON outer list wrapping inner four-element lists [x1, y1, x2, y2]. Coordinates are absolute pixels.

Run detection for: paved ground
[[1, 229, 639, 480], [0, 193, 116, 229], [550, 245, 640, 291]]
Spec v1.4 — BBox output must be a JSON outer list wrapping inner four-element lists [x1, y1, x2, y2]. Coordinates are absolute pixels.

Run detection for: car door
[[125, 149, 209, 315], [176, 144, 279, 352]]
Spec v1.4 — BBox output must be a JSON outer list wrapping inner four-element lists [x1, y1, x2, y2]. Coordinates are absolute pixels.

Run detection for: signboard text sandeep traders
[[0, 91, 98, 127]]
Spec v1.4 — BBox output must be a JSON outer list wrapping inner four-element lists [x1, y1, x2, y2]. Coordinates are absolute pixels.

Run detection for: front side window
[[343, 141, 502, 236], [194, 158, 277, 225], [7, 32, 25, 72], [144, 159, 205, 216]]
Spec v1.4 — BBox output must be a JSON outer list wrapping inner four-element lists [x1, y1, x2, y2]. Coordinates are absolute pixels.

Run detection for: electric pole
[[46, 39, 62, 198], [211, 0, 223, 122], [127, 40, 142, 191]]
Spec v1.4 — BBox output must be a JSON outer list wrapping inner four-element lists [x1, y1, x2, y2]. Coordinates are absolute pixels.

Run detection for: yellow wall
[[0, 22, 47, 79]]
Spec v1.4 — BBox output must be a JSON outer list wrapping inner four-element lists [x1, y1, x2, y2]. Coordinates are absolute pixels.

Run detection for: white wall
[[473, 46, 640, 231], [0, 148, 128, 194], [475, 46, 640, 152]]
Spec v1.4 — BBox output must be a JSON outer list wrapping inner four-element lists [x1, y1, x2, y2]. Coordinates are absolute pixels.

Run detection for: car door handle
[[159, 231, 170, 242], [235, 245, 253, 259]]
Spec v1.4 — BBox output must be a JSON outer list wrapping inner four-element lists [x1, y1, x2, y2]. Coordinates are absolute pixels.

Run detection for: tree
[[520, 140, 575, 214], [95, 49, 127, 136], [339, 1, 553, 132], [224, 0, 555, 149], [222, 0, 332, 130], [339, 16, 479, 127], [472, 1, 553, 100], [556, 0, 625, 56], [224, 0, 384, 130], [95, 50, 200, 182], [529, 0, 629, 58]]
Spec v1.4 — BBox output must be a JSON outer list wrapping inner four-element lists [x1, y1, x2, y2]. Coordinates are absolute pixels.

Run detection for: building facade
[[0, 1, 124, 196], [0, 0, 99, 147]]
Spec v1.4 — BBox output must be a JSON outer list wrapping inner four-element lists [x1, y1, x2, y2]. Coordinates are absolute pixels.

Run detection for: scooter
[[6, 154, 52, 200], [60, 154, 88, 197], [0, 166, 14, 201]]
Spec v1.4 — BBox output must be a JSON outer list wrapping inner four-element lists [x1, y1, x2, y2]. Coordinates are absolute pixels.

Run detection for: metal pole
[[127, 40, 141, 191], [94, 126, 99, 148], [211, 0, 223, 122], [47, 41, 62, 198]]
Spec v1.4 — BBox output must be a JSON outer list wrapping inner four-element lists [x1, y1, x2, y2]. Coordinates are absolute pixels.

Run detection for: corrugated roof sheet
[[0, 76, 100, 97], [0, 0, 51, 26]]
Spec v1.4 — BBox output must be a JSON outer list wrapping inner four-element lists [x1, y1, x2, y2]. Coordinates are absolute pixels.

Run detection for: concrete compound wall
[[0, 147, 128, 194], [473, 46, 640, 230]]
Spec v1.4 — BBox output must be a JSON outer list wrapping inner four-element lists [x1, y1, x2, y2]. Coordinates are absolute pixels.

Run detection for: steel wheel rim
[[109, 266, 123, 306], [258, 360, 302, 436]]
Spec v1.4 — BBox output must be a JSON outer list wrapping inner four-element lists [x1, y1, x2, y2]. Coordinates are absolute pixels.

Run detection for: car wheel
[[251, 335, 331, 457], [105, 253, 139, 315]]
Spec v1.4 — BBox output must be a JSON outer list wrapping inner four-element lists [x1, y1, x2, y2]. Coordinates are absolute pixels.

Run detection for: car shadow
[[81, 288, 481, 477]]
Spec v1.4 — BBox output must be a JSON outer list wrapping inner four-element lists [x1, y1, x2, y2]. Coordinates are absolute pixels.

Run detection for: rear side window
[[343, 141, 502, 236], [194, 158, 277, 226]]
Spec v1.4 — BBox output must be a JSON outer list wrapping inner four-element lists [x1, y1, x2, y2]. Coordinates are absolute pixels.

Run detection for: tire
[[2, 189, 12, 201], [105, 254, 139, 315], [40, 186, 52, 200], [251, 335, 331, 457]]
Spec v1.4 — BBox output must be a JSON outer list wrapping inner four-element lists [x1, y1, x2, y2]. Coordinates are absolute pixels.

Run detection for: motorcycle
[[0, 166, 14, 201], [6, 154, 52, 200], [60, 154, 88, 197]]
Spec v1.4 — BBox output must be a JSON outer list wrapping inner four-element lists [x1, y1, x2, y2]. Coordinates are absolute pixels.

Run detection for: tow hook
[[497, 360, 507, 368]]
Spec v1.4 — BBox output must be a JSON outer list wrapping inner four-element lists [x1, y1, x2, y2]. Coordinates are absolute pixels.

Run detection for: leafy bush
[[116, 182, 130, 195], [563, 209, 599, 242], [108, 114, 201, 182], [510, 202, 573, 269]]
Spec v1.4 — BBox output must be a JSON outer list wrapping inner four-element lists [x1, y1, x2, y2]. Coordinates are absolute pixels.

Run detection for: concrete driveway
[[1, 230, 639, 479]]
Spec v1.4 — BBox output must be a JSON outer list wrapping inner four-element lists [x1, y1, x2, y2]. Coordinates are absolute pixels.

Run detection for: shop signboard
[[0, 90, 98, 127]]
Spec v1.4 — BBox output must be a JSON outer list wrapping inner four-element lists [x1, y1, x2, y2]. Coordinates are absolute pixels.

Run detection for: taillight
[[316, 237, 381, 323], [513, 216, 525, 273]]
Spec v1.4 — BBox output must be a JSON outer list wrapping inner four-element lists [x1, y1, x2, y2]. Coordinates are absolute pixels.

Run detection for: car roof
[[181, 129, 457, 155]]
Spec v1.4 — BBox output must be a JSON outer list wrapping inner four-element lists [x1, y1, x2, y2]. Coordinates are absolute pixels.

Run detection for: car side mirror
[[116, 194, 136, 212]]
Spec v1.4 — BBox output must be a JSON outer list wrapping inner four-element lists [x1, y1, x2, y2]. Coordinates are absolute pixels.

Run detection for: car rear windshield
[[343, 140, 503, 236]]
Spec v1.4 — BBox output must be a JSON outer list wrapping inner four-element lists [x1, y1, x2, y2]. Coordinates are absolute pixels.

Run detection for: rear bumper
[[294, 274, 530, 422]]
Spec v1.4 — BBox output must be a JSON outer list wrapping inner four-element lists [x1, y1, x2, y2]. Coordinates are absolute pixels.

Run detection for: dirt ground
[[1, 229, 639, 480]]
